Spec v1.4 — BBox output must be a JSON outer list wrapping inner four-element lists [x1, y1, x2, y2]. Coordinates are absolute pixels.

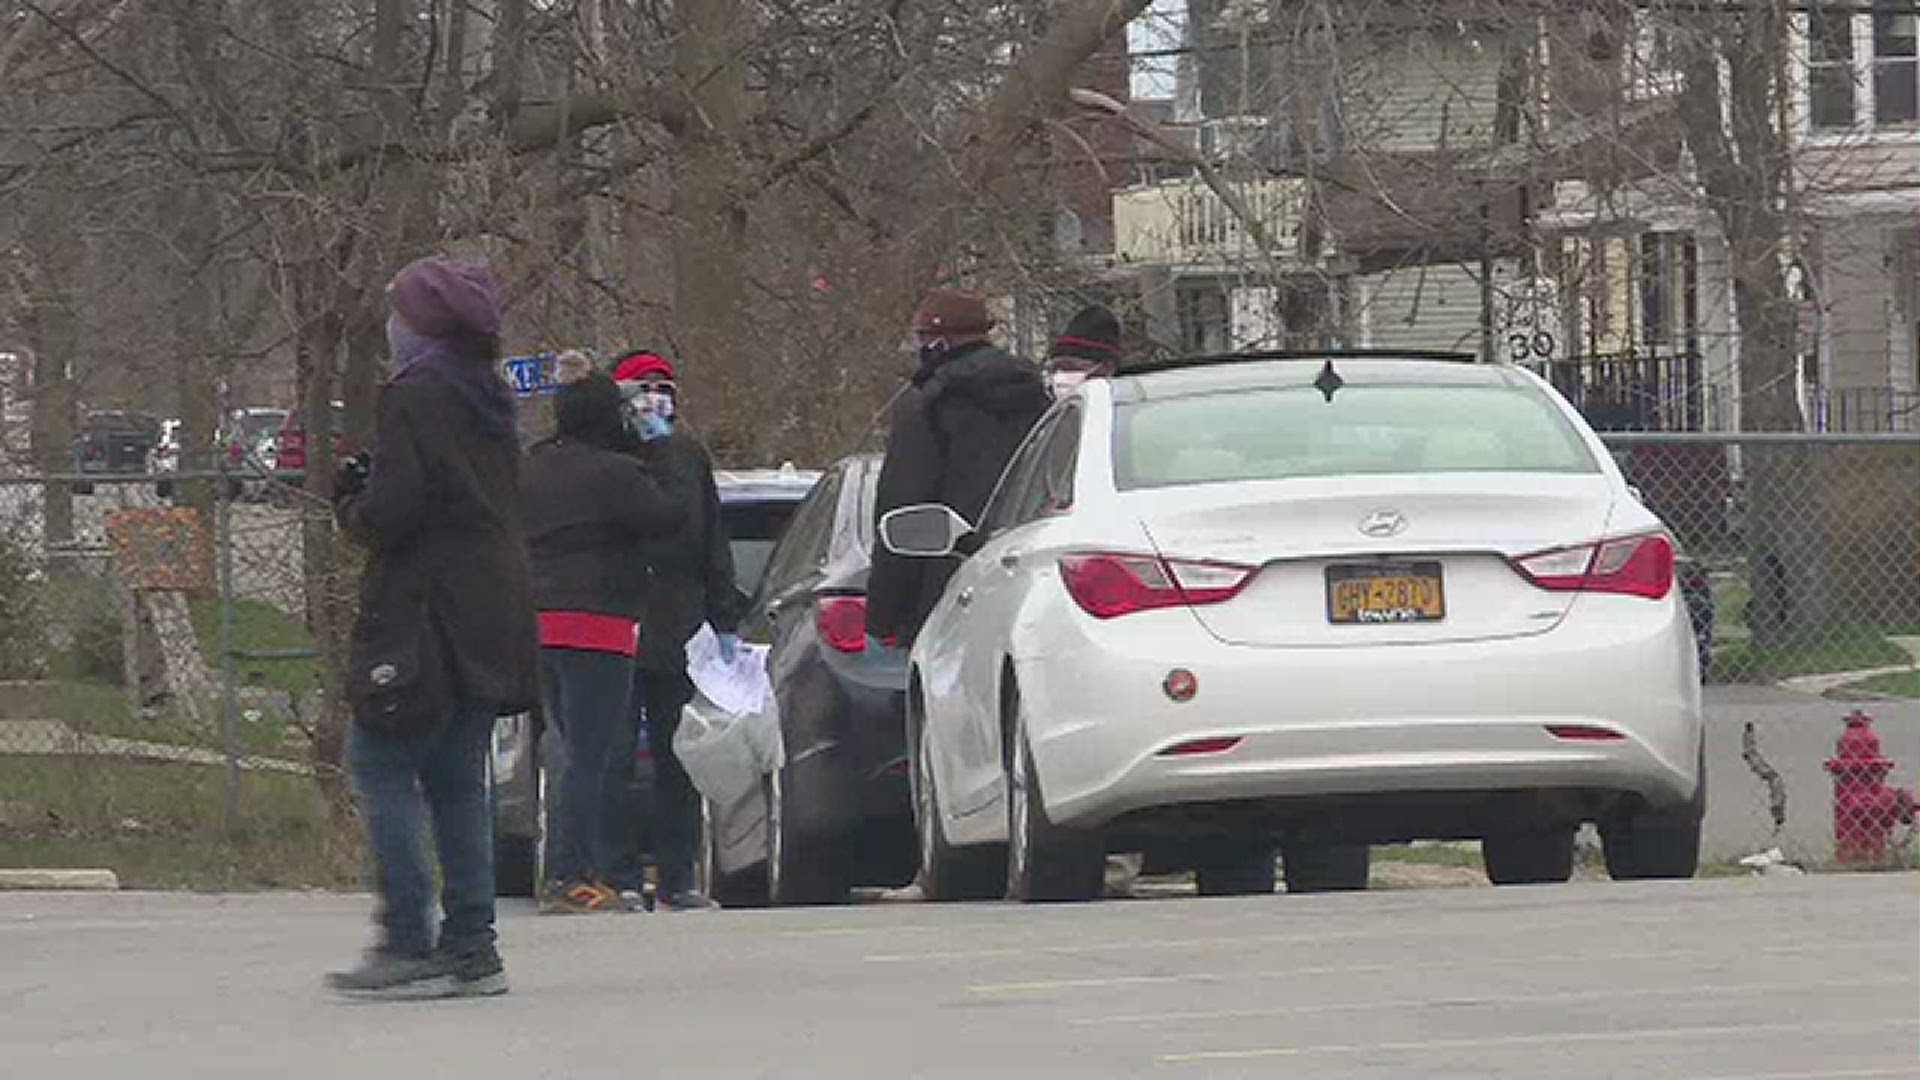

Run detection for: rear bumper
[[1021, 598, 1702, 832]]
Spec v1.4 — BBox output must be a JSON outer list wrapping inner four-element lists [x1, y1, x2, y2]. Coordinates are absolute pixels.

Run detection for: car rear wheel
[[766, 766, 851, 906], [1602, 750, 1705, 880], [1194, 840, 1278, 897], [913, 719, 1004, 902], [1005, 698, 1104, 904], [1482, 826, 1576, 885], [1280, 841, 1371, 893]]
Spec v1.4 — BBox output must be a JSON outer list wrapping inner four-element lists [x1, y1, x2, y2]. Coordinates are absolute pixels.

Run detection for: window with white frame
[[1807, 5, 1919, 132], [1873, 8, 1918, 126]]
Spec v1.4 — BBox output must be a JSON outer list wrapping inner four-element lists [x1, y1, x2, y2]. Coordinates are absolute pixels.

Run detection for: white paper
[[684, 623, 771, 718]]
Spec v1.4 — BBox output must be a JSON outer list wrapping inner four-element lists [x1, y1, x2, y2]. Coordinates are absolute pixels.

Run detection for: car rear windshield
[[723, 501, 802, 596], [1114, 381, 1598, 490]]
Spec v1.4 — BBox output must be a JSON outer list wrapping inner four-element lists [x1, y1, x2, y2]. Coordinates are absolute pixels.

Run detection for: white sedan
[[881, 356, 1704, 903]]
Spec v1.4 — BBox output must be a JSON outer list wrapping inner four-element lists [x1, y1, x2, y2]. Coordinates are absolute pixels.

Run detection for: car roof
[[1110, 356, 1536, 404], [716, 462, 823, 503]]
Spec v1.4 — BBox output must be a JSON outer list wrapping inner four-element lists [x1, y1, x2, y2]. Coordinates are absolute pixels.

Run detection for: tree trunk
[[669, 0, 752, 460], [1675, 7, 1815, 650]]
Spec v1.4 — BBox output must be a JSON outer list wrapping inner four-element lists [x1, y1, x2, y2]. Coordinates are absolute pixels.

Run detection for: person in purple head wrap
[[326, 255, 539, 1001]]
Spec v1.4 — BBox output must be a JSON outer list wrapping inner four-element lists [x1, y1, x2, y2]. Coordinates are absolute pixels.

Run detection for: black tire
[[1482, 827, 1576, 885], [913, 715, 1005, 902], [1281, 841, 1371, 893], [1602, 750, 1706, 881], [1005, 696, 1104, 903], [1195, 840, 1278, 897], [766, 767, 852, 906]]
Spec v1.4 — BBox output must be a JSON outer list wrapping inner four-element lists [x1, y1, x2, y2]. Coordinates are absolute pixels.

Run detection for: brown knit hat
[[912, 289, 994, 337]]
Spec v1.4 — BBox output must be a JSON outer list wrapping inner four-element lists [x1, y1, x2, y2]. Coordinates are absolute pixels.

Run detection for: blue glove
[[716, 632, 741, 664]]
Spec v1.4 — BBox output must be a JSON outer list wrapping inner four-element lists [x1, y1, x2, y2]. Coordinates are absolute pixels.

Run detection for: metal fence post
[[218, 462, 240, 833]]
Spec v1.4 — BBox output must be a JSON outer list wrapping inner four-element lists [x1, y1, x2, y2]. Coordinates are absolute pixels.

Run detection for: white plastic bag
[[675, 688, 783, 807]]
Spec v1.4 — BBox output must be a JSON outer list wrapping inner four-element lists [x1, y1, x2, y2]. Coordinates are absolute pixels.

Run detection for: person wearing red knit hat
[[605, 348, 743, 911]]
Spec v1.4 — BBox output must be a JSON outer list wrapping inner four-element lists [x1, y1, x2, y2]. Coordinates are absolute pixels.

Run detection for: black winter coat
[[521, 437, 683, 621], [868, 342, 1049, 644], [338, 368, 540, 717], [631, 431, 747, 672]]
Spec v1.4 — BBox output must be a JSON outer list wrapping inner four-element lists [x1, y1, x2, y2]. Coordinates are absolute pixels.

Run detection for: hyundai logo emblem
[[1359, 510, 1408, 538]]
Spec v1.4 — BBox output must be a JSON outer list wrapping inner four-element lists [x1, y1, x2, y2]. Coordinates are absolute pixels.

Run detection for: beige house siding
[[1356, 261, 1512, 352], [1342, 28, 1508, 153]]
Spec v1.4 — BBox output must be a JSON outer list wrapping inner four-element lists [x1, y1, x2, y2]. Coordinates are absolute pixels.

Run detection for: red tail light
[[1513, 532, 1674, 600], [814, 595, 867, 653], [1058, 553, 1254, 619]]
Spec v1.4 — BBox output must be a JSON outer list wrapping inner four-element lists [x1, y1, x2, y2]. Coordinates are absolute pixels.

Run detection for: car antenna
[[1313, 358, 1344, 403]]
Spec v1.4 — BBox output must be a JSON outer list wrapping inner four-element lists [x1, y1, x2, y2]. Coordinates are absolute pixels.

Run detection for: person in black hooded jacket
[[519, 365, 683, 913], [868, 289, 1049, 646]]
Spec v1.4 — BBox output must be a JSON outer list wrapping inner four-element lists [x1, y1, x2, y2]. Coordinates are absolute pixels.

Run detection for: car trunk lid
[[1131, 474, 1618, 647]]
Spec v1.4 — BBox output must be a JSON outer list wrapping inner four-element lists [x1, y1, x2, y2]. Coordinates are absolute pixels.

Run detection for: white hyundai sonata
[[881, 355, 1705, 903]]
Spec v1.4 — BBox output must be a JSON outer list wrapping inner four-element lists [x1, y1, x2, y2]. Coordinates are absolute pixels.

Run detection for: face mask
[[633, 412, 672, 442], [916, 338, 950, 368], [385, 313, 431, 374]]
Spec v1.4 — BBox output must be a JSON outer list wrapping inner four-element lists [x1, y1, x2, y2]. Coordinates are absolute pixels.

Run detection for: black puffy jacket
[[868, 342, 1049, 644], [521, 436, 683, 621], [631, 431, 748, 672]]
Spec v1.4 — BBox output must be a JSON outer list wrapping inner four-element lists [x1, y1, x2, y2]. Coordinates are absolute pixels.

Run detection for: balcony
[[1113, 176, 1310, 268]]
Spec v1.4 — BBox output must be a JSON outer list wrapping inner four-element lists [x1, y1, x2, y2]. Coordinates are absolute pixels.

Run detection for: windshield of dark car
[[723, 501, 802, 595]]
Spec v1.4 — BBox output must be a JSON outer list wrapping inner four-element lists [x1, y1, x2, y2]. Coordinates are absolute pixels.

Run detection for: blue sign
[[503, 353, 559, 397]]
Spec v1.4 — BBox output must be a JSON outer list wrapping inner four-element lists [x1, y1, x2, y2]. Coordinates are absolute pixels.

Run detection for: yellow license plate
[[1326, 562, 1446, 624]]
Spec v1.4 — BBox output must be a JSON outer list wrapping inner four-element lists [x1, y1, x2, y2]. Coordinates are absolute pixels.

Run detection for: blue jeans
[[540, 648, 637, 886], [348, 704, 497, 958]]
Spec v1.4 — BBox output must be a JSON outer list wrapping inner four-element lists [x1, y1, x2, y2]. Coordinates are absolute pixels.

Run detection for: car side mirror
[[879, 504, 976, 559]]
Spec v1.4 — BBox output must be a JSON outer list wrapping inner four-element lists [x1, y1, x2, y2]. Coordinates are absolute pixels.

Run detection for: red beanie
[[612, 351, 674, 382]]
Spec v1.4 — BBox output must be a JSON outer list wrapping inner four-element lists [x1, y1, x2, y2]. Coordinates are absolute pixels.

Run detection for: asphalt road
[[4, 874, 1915, 1078]]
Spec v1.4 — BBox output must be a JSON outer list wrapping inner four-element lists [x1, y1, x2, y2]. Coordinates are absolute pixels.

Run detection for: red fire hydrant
[[1824, 710, 1916, 865]]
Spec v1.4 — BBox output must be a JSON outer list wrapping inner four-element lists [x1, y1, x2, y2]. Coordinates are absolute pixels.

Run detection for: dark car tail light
[[1058, 553, 1254, 619], [815, 595, 868, 653], [1512, 532, 1674, 600]]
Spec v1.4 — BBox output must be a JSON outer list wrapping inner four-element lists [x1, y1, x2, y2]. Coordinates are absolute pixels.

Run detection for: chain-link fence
[[1605, 432, 1919, 871], [0, 433, 1913, 886], [0, 463, 359, 888]]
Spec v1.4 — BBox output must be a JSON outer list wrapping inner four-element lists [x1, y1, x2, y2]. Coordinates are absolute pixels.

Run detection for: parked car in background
[[71, 410, 162, 494], [150, 418, 182, 497], [219, 408, 288, 500], [273, 401, 350, 480], [490, 463, 823, 898], [706, 453, 918, 906], [885, 354, 1707, 904]]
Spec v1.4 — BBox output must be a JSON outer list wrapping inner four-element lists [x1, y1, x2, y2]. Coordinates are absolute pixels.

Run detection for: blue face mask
[[634, 412, 672, 442], [385, 313, 433, 375]]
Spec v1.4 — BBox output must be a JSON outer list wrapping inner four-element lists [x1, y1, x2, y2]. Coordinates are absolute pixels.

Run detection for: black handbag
[[347, 592, 454, 735]]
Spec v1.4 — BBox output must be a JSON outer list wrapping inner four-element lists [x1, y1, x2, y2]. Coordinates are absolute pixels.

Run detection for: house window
[[1808, 8, 1856, 130], [1806, 6, 1919, 132], [1874, 10, 1918, 125]]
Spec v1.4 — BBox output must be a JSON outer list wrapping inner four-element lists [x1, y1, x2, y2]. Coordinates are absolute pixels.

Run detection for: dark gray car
[[490, 465, 822, 897]]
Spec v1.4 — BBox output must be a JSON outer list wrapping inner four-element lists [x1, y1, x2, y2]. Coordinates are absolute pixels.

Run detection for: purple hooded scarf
[[385, 255, 515, 437]]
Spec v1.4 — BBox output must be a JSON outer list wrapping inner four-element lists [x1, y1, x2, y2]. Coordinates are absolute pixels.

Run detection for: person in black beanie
[[520, 369, 684, 913], [1043, 304, 1123, 400]]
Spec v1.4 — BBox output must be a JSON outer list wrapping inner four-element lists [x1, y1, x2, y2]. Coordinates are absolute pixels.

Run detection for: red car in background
[[273, 401, 352, 478]]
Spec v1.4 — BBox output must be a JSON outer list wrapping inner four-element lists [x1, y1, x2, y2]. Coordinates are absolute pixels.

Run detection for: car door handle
[[999, 552, 1021, 571], [956, 588, 974, 609]]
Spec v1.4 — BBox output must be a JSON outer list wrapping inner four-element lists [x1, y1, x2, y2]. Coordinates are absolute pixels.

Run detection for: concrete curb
[[0, 869, 121, 891]]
